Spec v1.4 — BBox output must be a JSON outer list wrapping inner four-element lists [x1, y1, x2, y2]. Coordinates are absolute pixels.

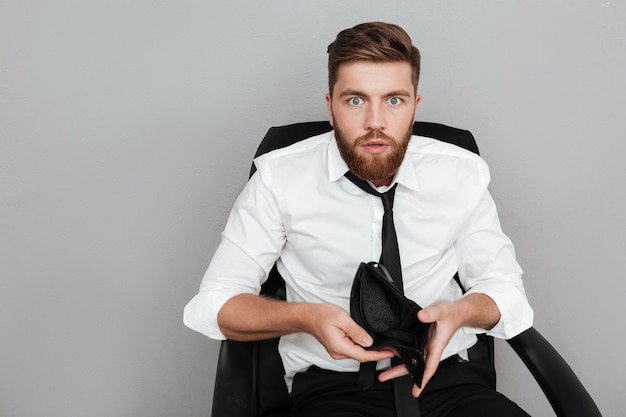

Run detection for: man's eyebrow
[[385, 89, 412, 97], [337, 89, 367, 98]]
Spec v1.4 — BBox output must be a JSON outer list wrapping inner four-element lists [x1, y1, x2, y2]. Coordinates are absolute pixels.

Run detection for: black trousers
[[289, 360, 531, 417]]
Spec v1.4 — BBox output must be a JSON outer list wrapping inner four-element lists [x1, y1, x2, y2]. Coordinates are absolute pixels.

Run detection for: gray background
[[1, 1, 624, 416]]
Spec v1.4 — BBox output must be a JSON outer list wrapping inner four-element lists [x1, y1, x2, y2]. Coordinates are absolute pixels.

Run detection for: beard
[[334, 120, 413, 184]]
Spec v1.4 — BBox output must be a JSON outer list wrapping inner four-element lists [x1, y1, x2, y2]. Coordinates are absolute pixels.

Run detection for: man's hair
[[327, 22, 421, 96]]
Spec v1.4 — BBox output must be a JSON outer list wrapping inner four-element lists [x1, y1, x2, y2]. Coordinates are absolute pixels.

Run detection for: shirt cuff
[[463, 281, 534, 339], [184, 290, 231, 340]]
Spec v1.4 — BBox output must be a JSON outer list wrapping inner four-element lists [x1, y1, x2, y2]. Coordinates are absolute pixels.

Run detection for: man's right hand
[[305, 302, 395, 363], [218, 294, 393, 364]]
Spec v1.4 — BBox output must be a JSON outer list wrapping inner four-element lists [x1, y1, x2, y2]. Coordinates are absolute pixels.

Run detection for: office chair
[[211, 121, 602, 417]]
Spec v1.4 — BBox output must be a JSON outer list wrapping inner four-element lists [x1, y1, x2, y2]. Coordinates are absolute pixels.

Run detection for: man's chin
[[350, 162, 396, 183]]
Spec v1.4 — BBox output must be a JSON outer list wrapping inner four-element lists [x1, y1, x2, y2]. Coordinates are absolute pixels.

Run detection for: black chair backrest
[[250, 121, 478, 177], [244, 121, 484, 417]]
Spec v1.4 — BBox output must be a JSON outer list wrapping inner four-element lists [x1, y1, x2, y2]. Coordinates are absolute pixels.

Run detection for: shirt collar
[[327, 132, 420, 192], [328, 133, 349, 182]]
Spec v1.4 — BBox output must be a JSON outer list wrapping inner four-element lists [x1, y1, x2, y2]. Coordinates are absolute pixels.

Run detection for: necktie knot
[[344, 171, 397, 208], [379, 187, 396, 213]]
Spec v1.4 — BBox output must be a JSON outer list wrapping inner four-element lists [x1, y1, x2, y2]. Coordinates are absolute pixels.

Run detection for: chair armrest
[[211, 340, 258, 417], [507, 327, 602, 417]]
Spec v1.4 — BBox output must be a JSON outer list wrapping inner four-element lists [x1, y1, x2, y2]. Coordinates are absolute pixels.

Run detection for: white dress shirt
[[184, 131, 533, 389]]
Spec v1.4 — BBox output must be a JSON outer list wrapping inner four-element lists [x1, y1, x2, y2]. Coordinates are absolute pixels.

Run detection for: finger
[[343, 321, 374, 347], [419, 301, 456, 325], [417, 307, 432, 324], [414, 362, 437, 396], [409, 356, 440, 398], [417, 305, 442, 324], [378, 363, 408, 382], [412, 382, 423, 398], [344, 342, 394, 363], [357, 349, 395, 363], [411, 341, 445, 397], [378, 364, 429, 398], [332, 328, 394, 362]]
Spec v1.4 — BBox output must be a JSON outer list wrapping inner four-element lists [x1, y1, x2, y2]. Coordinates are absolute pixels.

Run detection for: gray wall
[[1, 1, 624, 416]]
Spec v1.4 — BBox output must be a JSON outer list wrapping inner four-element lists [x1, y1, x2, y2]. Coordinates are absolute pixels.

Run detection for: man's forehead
[[333, 61, 415, 96]]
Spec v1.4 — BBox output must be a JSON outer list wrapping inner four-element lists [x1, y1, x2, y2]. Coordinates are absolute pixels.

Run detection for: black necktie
[[345, 171, 403, 289], [345, 172, 420, 416]]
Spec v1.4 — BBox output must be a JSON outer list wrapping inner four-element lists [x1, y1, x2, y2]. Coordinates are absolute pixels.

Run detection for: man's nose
[[364, 103, 385, 131]]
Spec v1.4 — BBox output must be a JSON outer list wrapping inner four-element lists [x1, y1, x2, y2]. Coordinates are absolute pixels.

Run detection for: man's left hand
[[378, 293, 500, 397]]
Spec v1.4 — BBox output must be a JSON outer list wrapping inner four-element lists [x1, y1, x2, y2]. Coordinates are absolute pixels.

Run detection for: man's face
[[326, 61, 420, 187]]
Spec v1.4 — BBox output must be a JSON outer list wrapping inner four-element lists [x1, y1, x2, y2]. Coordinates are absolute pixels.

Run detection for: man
[[184, 22, 533, 416]]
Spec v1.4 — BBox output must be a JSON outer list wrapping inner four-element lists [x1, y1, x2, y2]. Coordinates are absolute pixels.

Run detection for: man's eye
[[349, 97, 363, 106], [388, 97, 402, 106]]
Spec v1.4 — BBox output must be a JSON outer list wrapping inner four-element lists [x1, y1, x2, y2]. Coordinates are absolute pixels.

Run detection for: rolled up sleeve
[[455, 190, 534, 340], [183, 172, 285, 339]]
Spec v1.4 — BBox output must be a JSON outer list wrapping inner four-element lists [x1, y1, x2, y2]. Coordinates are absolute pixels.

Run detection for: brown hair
[[327, 22, 421, 96]]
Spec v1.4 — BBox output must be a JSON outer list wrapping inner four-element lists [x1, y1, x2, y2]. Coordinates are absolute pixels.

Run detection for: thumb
[[417, 305, 441, 324], [344, 321, 374, 347]]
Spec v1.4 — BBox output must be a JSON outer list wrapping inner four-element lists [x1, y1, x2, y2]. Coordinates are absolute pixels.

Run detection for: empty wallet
[[349, 261, 431, 387]]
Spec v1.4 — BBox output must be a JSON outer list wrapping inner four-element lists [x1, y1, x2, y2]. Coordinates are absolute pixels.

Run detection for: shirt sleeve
[[454, 189, 534, 339], [183, 171, 285, 339]]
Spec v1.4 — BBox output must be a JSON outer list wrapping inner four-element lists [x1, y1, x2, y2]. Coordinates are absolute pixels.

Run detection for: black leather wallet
[[349, 262, 430, 387]]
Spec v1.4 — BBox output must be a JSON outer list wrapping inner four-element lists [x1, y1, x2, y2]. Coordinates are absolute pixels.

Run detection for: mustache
[[355, 130, 395, 144]]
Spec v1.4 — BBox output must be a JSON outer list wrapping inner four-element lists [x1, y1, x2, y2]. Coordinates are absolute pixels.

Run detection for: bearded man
[[184, 22, 533, 417]]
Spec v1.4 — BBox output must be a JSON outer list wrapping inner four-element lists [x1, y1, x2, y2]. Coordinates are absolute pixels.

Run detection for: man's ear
[[325, 93, 334, 127], [414, 94, 421, 117]]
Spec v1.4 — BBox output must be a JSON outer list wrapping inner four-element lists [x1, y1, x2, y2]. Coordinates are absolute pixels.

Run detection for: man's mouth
[[362, 140, 389, 154]]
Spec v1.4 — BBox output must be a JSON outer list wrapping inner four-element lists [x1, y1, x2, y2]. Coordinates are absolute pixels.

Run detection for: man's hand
[[306, 303, 395, 363], [218, 294, 394, 364], [378, 293, 500, 397]]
